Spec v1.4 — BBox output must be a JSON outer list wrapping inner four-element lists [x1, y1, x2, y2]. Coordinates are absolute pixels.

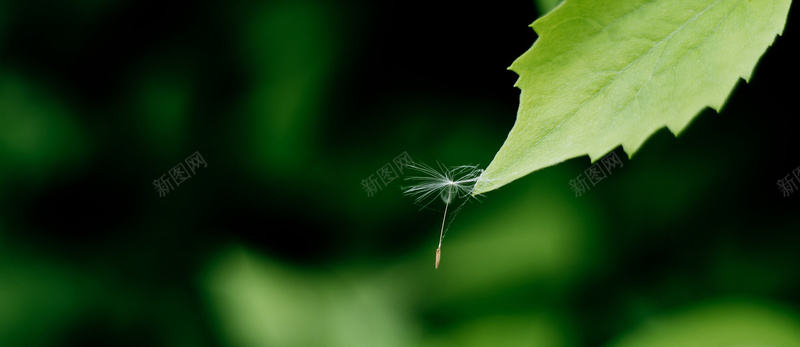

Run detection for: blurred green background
[[1, 0, 800, 346]]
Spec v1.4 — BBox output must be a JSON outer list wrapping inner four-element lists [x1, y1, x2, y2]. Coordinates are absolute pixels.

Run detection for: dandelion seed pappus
[[402, 161, 483, 269]]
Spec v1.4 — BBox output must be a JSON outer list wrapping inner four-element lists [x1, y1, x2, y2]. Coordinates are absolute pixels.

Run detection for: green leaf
[[535, 0, 562, 16], [474, 0, 791, 194]]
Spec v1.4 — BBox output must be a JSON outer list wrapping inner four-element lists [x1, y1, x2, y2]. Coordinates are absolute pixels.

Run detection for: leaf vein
[[517, 0, 726, 162]]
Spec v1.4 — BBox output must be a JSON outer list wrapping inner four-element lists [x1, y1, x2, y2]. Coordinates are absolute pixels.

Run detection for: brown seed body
[[435, 248, 441, 269]]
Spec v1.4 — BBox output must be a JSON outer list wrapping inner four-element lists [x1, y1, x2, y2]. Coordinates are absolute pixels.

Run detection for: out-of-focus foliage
[[1, 0, 799, 346], [608, 300, 800, 347], [0, 72, 89, 192]]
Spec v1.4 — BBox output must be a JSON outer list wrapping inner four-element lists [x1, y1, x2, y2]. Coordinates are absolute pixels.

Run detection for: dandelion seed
[[403, 162, 483, 269]]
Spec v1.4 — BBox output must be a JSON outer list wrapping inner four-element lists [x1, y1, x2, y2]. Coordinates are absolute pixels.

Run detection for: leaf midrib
[[513, 0, 727, 167]]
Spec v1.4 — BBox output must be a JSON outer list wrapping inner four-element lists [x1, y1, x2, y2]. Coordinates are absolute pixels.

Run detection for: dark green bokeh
[[1, 0, 800, 346]]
